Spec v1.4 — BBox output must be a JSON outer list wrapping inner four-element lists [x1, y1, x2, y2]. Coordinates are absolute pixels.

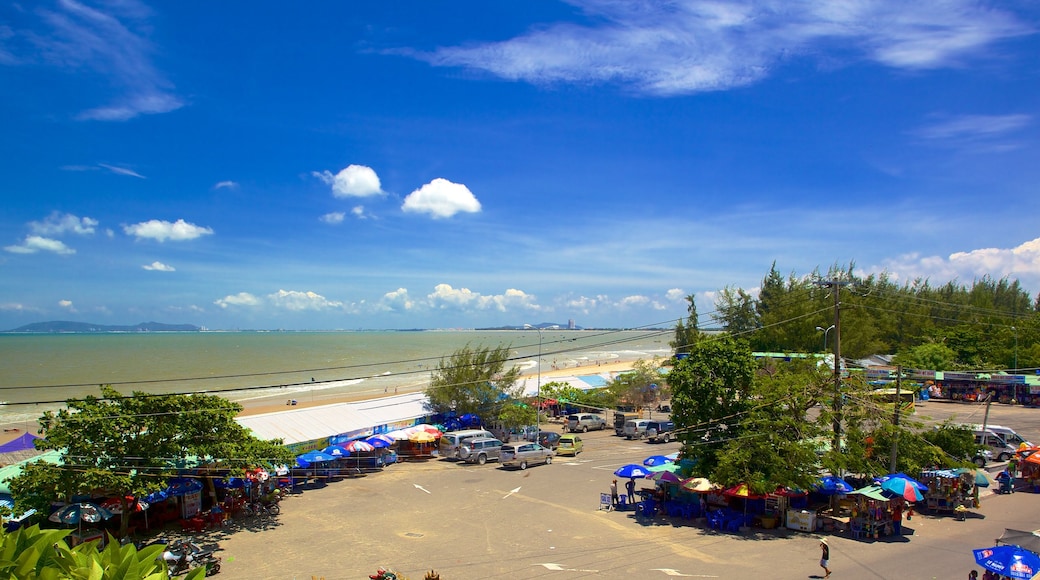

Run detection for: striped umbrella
[[365, 434, 395, 448], [344, 440, 375, 453]]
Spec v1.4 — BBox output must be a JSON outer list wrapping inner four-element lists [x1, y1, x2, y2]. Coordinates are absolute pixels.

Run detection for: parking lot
[[207, 402, 1040, 579]]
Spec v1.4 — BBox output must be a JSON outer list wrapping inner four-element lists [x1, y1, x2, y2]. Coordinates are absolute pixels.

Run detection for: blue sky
[[1, 1, 1039, 331]]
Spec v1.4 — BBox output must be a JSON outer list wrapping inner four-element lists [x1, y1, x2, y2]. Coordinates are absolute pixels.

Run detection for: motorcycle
[[241, 499, 280, 517], [162, 539, 221, 577]]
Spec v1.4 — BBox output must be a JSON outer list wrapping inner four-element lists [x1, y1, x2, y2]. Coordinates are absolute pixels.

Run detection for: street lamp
[[524, 324, 558, 439], [1012, 326, 1018, 373], [816, 325, 835, 351]]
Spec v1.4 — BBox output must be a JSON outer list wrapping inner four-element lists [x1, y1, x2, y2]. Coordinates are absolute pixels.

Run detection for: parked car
[[973, 449, 993, 468], [646, 420, 676, 443], [974, 429, 1017, 461], [439, 429, 495, 459], [556, 434, 583, 456], [500, 442, 554, 469], [567, 413, 607, 433], [457, 437, 504, 465], [614, 412, 641, 436], [624, 419, 650, 439], [531, 431, 562, 449]]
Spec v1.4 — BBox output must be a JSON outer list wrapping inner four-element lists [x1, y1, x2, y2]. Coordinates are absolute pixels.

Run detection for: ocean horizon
[[0, 329, 673, 428]]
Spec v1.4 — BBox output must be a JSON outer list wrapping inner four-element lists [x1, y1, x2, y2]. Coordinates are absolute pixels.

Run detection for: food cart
[[918, 469, 981, 514]]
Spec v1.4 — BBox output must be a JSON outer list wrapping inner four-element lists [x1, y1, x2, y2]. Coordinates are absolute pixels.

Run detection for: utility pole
[[889, 365, 902, 473], [816, 279, 849, 460]]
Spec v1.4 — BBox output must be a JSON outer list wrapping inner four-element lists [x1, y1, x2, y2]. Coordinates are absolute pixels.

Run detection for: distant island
[[3, 321, 202, 333]]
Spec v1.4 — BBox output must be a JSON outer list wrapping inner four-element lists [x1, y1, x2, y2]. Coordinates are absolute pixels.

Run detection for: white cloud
[[419, 1, 1028, 96], [914, 114, 1032, 141], [426, 284, 539, 312], [142, 261, 175, 271], [29, 212, 98, 236], [665, 288, 686, 302], [871, 237, 1040, 287], [98, 163, 145, 178], [320, 212, 346, 224], [58, 299, 76, 312], [312, 165, 383, 198], [564, 295, 608, 314], [267, 290, 343, 311], [214, 292, 262, 309], [4, 235, 75, 255], [352, 206, 367, 219], [124, 219, 213, 242], [381, 288, 415, 311], [619, 295, 650, 307], [13, 0, 184, 120], [214, 180, 238, 190], [401, 178, 481, 219]]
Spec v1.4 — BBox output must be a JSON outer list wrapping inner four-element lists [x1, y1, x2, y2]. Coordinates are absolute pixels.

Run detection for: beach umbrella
[[953, 468, 991, 488], [647, 463, 681, 473], [680, 477, 714, 493], [643, 455, 673, 467], [879, 477, 924, 502], [166, 477, 203, 496], [646, 470, 682, 484], [972, 545, 1040, 579], [722, 483, 767, 499], [365, 434, 395, 448], [408, 431, 437, 443], [100, 496, 149, 515], [816, 475, 854, 495], [323, 445, 351, 457], [296, 450, 337, 468], [419, 425, 443, 437], [614, 464, 652, 479], [48, 502, 114, 535], [664, 452, 680, 460], [385, 429, 411, 441], [876, 472, 928, 492], [344, 440, 375, 453]]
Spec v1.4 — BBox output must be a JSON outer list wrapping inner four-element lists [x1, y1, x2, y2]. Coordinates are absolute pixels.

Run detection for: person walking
[[819, 538, 831, 578], [610, 479, 619, 509]]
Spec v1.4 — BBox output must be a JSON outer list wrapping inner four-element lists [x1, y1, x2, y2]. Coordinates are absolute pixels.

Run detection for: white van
[[974, 429, 1017, 462], [439, 429, 494, 459], [978, 425, 1032, 449]]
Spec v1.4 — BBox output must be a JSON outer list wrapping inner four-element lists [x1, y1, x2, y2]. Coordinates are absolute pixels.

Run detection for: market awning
[[848, 484, 891, 502]]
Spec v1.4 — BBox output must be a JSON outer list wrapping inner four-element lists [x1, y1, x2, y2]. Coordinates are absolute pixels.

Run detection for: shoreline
[[0, 359, 643, 446]]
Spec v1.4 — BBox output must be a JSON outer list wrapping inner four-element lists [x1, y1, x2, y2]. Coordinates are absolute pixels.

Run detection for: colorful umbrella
[[365, 434, 395, 448], [323, 445, 351, 457], [647, 463, 681, 473], [100, 496, 149, 515], [384, 429, 411, 441], [973, 545, 1040, 579], [296, 450, 337, 467], [49, 502, 114, 525], [408, 431, 437, 443], [876, 472, 928, 492], [646, 470, 682, 484], [614, 464, 652, 479], [643, 455, 673, 467], [722, 483, 766, 499], [345, 440, 375, 453], [879, 477, 924, 502], [680, 477, 714, 493], [816, 475, 854, 495]]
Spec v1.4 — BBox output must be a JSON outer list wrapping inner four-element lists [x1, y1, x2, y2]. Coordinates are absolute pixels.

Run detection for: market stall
[[847, 485, 903, 539], [919, 469, 983, 514]]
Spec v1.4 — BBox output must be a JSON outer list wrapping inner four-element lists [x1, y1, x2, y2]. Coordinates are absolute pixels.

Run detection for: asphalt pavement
[[188, 403, 1040, 579]]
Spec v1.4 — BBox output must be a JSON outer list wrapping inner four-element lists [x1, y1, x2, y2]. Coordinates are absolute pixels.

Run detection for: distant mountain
[[4, 321, 201, 333], [476, 322, 583, 331]]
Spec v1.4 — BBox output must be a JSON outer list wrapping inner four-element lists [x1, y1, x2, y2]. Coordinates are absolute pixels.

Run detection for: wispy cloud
[[416, 0, 1030, 96], [214, 180, 238, 190], [124, 219, 213, 242], [29, 212, 98, 236], [869, 237, 1040, 289], [4, 235, 75, 255], [320, 212, 345, 224], [98, 163, 145, 178], [142, 261, 175, 272], [913, 113, 1032, 140], [8, 0, 182, 120]]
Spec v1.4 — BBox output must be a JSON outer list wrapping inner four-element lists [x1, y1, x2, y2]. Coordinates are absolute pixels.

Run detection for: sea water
[[0, 329, 672, 426]]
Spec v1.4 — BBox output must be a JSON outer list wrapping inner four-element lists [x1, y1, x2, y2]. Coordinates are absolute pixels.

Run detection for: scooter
[[162, 539, 221, 577]]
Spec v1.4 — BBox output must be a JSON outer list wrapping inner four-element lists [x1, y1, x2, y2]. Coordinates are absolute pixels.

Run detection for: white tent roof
[[236, 392, 431, 445]]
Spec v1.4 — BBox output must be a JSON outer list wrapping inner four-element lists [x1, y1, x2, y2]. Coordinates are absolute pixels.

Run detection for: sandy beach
[[0, 359, 640, 447]]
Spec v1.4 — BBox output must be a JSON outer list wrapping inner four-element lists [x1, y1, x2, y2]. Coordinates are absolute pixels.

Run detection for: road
[[197, 402, 1040, 579]]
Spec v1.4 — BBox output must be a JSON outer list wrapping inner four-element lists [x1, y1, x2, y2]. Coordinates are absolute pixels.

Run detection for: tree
[[667, 336, 756, 475], [607, 358, 664, 411], [712, 286, 759, 334], [10, 386, 293, 538], [895, 342, 958, 371], [425, 344, 522, 420], [712, 358, 830, 494], [671, 294, 700, 354]]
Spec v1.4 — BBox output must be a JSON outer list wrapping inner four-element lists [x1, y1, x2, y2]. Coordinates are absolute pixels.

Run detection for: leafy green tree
[[895, 342, 958, 371], [712, 286, 759, 334], [607, 358, 664, 411], [667, 336, 756, 474], [712, 359, 830, 494], [425, 344, 522, 420], [497, 401, 536, 435], [11, 386, 293, 537], [671, 294, 700, 354]]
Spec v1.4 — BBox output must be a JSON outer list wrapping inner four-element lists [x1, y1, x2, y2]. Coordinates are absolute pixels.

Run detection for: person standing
[[610, 479, 619, 509], [891, 501, 903, 536], [819, 538, 831, 578], [625, 478, 636, 505]]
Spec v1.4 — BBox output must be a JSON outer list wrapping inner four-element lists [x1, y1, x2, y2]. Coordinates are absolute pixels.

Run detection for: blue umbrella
[[879, 477, 924, 502], [166, 477, 203, 496], [643, 455, 673, 467], [296, 450, 337, 468], [48, 502, 113, 525], [876, 472, 928, 492], [365, 435, 394, 448], [614, 464, 652, 478], [323, 445, 351, 457], [973, 545, 1040, 579], [816, 475, 854, 495]]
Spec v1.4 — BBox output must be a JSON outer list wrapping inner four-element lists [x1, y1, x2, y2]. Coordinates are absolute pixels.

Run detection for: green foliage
[[667, 336, 755, 474], [921, 422, 979, 465], [425, 344, 522, 419], [894, 342, 958, 371], [11, 386, 293, 536], [670, 294, 700, 354], [497, 401, 535, 433], [607, 358, 665, 410], [0, 524, 187, 580]]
